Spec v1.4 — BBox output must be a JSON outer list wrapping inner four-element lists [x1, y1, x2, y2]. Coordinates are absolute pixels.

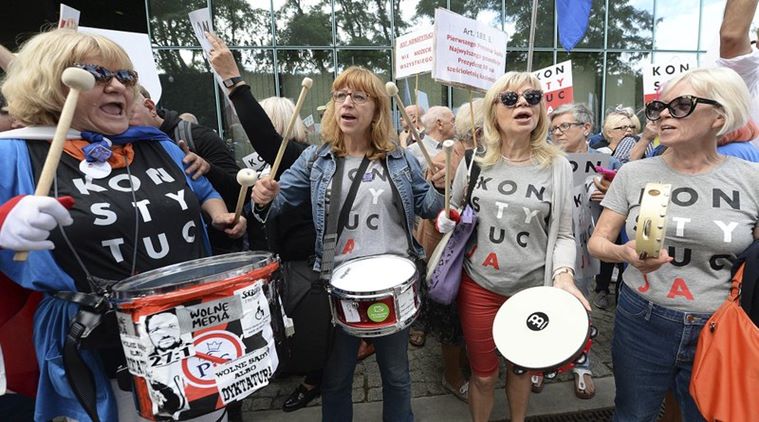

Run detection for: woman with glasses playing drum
[[437, 71, 589, 422], [589, 67, 759, 421], [252, 66, 443, 422], [0, 29, 245, 422]]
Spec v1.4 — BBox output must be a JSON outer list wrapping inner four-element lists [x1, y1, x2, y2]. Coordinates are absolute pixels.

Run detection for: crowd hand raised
[[251, 177, 279, 206], [211, 213, 247, 239], [552, 273, 591, 311], [0, 195, 75, 251], [178, 140, 210, 180], [435, 208, 461, 234], [205, 31, 240, 80], [619, 240, 672, 274]]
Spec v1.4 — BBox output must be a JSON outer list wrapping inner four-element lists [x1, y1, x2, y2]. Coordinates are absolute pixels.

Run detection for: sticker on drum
[[492, 286, 589, 371]]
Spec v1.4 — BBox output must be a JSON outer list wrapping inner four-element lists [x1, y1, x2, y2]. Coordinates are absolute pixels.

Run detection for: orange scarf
[[62, 139, 134, 169]]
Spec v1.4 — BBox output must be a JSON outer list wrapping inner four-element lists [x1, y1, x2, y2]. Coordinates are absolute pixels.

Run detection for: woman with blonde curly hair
[[252, 66, 443, 421], [437, 71, 589, 422]]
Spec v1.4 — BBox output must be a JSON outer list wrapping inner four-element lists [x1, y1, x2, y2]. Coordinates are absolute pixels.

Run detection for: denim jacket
[[258, 144, 444, 270]]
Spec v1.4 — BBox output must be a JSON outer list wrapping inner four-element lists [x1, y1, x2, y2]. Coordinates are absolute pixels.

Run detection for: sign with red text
[[395, 27, 434, 79], [643, 58, 695, 103], [533, 61, 573, 114], [432, 8, 507, 92], [58, 4, 80, 29]]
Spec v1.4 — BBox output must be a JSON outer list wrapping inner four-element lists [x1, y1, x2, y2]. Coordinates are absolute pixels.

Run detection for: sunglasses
[[332, 90, 371, 105], [74, 63, 139, 87], [645, 95, 721, 121], [498, 89, 543, 107]]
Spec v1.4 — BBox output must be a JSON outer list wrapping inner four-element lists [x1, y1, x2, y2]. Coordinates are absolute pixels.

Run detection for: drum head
[[492, 286, 588, 370], [111, 251, 276, 302], [331, 255, 416, 292]]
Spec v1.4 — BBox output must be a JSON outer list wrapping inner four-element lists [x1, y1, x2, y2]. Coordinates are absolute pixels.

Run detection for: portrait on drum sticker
[[139, 309, 195, 368], [213, 345, 274, 405], [234, 280, 271, 338], [146, 360, 190, 418]]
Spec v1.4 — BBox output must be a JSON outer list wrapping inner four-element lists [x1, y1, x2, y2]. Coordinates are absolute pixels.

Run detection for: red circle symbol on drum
[[182, 330, 245, 388]]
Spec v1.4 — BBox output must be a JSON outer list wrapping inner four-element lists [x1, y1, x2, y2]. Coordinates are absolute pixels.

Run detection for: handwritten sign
[[643, 58, 695, 103], [533, 61, 573, 114], [188, 8, 214, 53], [395, 27, 435, 79], [214, 347, 273, 404], [432, 8, 507, 92], [58, 4, 80, 29]]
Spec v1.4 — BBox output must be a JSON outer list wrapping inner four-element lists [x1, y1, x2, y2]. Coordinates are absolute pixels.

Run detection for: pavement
[[240, 287, 619, 421]]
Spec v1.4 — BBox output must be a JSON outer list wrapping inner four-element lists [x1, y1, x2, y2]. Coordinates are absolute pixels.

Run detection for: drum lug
[[589, 325, 598, 339], [544, 371, 558, 380], [574, 353, 587, 365], [512, 366, 526, 375]]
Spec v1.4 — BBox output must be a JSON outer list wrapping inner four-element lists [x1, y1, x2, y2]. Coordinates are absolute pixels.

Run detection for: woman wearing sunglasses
[[589, 67, 759, 421], [437, 72, 589, 422], [0, 29, 244, 421], [252, 66, 443, 421]]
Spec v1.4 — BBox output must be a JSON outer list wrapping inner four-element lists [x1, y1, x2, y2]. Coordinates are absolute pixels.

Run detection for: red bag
[[0, 274, 41, 397], [689, 264, 759, 422]]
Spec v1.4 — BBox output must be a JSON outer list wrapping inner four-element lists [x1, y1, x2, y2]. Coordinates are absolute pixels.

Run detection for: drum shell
[[112, 252, 282, 420]]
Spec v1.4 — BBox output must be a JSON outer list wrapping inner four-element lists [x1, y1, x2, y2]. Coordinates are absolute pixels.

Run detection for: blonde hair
[[259, 96, 308, 143], [602, 112, 636, 140], [2, 28, 137, 126], [661, 67, 750, 137], [480, 71, 560, 168], [454, 98, 484, 148], [320, 66, 396, 160]]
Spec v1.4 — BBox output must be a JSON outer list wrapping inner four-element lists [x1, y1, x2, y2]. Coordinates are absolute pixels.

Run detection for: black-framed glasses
[[498, 89, 543, 107], [550, 122, 584, 134], [332, 90, 371, 105], [645, 95, 722, 121], [74, 63, 139, 87], [612, 124, 637, 131]]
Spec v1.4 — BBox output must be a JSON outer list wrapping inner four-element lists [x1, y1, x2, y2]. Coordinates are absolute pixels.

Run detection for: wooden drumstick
[[233, 169, 260, 224], [385, 82, 434, 170], [14, 67, 95, 261], [269, 77, 313, 179], [443, 140, 454, 217]]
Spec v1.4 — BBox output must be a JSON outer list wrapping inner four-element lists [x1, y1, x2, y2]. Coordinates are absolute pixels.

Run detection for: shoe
[[593, 291, 610, 310], [409, 328, 426, 347], [357, 340, 376, 361], [573, 368, 596, 400], [530, 374, 544, 393], [282, 384, 320, 412], [442, 377, 469, 403]]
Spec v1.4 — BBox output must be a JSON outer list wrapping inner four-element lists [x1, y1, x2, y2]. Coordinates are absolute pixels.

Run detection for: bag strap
[[464, 149, 481, 207], [320, 156, 370, 280], [173, 119, 195, 151]]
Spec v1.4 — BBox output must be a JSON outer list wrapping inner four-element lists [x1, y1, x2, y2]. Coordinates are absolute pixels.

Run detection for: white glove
[[0, 195, 74, 251], [435, 209, 459, 234]]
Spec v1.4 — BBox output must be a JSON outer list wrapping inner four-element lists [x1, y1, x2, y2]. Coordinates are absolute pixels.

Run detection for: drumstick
[[233, 169, 260, 224], [385, 82, 434, 170], [269, 77, 313, 179], [443, 140, 454, 217], [14, 67, 95, 262]]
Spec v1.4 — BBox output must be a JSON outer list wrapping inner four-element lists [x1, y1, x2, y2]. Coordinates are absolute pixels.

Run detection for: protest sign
[[58, 4, 80, 29], [643, 58, 695, 103], [566, 152, 611, 188], [533, 60, 573, 114], [395, 27, 434, 79]]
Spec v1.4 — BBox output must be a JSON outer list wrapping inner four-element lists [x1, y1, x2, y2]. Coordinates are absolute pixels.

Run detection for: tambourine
[[635, 182, 672, 259]]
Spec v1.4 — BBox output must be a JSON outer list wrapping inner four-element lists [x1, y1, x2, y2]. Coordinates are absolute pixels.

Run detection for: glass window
[[654, 0, 700, 50], [335, 0, 393, 46], [153, 48, 218, 129], [278, 49, 335, 129], [556, 52, 604, 126], [212, 1, 272, 46], [604, 52, 645, 122], [148, 0, 207, 47], [400, 0, 445, 31], [396, 72, 447, 116], [505, 50, 554, 73], [503, 1, 555, 49], [608, 0, 654, 50], [273, 0, 332, 46]]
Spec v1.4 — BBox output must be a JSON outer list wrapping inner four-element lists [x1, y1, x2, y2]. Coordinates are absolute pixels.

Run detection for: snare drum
[[111, 251, 281, 420], [492, 286, 597, 378], [327, 255, 420, 338]]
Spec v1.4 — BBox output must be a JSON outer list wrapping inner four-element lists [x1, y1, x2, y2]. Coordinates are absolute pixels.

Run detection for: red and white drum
[[492, 286, 596, 378], [111, 251, 281, 420], [327, 254, 420, 338]]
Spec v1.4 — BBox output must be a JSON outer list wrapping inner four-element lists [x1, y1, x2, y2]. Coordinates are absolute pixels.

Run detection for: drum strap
[[320, 156, 370, 281]]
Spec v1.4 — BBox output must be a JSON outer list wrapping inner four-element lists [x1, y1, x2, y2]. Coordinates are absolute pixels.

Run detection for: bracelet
[[552, 266, 574, 281]]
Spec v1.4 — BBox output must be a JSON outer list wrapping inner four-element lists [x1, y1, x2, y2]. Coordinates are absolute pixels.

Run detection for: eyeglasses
[[498, 89, 543, 107], [612, 124, 637, 132], [550, 122, 584, 134], [645, 95, 722, 121], [332, 90, 371, 105], [74, 63, 139, 87]]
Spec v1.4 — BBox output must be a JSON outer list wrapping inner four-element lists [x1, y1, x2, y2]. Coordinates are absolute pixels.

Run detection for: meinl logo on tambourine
[[526, 312, 549, 331]]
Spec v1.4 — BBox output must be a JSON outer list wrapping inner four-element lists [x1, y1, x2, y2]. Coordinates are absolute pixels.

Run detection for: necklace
[[501, 154, 532, 163]]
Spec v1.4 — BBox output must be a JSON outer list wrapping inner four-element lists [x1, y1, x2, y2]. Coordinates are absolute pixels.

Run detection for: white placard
[[415, 89, 430, 111], [643, 58, 695, 103], [303, 114, 315, 128], [79, 27, 162, 104], [566, 152, 611, 188], [432, 8, 507, 92], [235, 281, 272, 338], [533, 60, 574, 114], [188, 8, 214, 53], [340, 300, 361, 323], [58, 4, 80, 29], [395, 27, 435, 79], [214, 347, 274, 404]]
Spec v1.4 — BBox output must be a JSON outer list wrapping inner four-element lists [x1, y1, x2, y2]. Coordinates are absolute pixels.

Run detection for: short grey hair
[[420, 106, 454, 131], [550, 103, 594, 132]]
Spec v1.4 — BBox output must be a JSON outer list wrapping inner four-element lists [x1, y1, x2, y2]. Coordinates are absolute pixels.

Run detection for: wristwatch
[[223, 76, 243, 88]]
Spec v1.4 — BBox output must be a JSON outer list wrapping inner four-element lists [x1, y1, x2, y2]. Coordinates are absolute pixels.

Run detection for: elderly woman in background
[[0, 28, 243, 421], [600, 107, 654, 163], [589, 67, 759, 421], [439, 72, 589, 422], [252, 66, 443, 421]]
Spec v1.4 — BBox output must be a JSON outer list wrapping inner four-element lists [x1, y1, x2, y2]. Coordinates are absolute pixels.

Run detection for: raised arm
[[720, 0, 759, 59]]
